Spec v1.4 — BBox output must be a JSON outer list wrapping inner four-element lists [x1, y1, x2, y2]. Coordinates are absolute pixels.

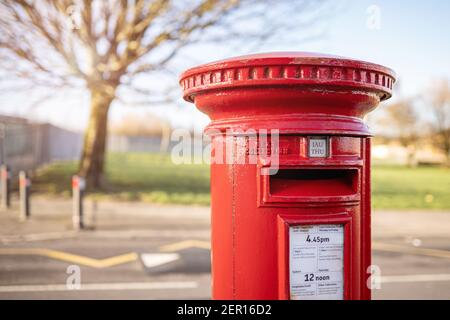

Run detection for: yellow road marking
[[159, 240, 210, 252], [0, 248, 138, 268], [373, 242, 450, 259]]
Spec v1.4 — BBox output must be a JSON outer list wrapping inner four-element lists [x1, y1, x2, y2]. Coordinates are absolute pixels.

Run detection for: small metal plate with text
[[308, 137, 328, 158]]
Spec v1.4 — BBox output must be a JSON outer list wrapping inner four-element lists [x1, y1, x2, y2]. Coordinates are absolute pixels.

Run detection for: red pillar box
[[180, 52, 395, 300]]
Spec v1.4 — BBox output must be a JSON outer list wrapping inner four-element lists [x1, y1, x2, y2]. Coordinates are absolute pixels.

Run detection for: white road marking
[[140, 253, 180, 268], [373, 242, 450, 259], [0, 281, 198, 293], [0, 231, 77, 244], [381, 274, 450, 283]]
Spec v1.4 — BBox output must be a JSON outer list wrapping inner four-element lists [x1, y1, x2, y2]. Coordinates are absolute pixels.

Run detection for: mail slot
[[268, 168, 359, 198], [180, 52, 395, 300]]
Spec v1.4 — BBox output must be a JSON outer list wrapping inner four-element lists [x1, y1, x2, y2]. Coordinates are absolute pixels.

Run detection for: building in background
[[372, 136, 446, 166]]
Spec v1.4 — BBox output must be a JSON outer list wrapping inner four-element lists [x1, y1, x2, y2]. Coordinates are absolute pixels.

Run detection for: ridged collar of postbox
[[180, 52, 395, 103], [179, 52, 396, 136]]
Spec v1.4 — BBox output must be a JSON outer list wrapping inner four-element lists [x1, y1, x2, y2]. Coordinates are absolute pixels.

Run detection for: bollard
[[1, 165, 10, 210], [90, 200, 98, 229], [72, 175, 85, 230], [19, 171, 31, 220], [180, 52, 395, 300]]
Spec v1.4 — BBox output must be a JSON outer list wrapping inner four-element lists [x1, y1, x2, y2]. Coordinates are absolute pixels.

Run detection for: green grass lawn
[[32, 153, 450, 209], [371, 165, 450, 209], [33, 153, 210, 205]]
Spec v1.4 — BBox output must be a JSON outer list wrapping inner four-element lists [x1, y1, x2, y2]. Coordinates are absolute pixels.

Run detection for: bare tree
[[429, 79, 450, 166], [0, 0, 329, 188], [384, 99, 420, 166]]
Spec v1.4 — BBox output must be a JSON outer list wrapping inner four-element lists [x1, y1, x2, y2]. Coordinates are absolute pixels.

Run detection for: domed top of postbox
[[179, 52, 396, 135]]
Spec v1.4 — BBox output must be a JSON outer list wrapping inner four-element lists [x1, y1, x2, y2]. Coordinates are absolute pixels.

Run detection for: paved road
[[0, 239, 210, 299], [0, 199, 449, 300]]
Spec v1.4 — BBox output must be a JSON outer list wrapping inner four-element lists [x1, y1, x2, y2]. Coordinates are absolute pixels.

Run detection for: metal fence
[[0, 115, 83, 174]]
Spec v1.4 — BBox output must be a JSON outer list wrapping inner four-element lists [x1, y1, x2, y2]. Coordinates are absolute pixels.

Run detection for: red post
[[180, 52, 395, 300], [72, 175, 85, 230], [19, 171, 31, 220], [1, 164, 10, 210]]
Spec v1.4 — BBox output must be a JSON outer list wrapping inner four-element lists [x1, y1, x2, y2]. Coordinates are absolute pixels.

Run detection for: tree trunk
[[446, 149, 450, 167], [79, 89, 114, 189], [440, 131, 450, 167]]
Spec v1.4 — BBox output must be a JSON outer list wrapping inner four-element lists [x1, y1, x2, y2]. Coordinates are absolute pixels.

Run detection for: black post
[[19, 171, 31, 220], [72, 175, 85, 230], [1, 165, 10, 210]]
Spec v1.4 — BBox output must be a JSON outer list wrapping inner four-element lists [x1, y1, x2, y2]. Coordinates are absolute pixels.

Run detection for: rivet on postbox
[[180, 52, 395, 300]]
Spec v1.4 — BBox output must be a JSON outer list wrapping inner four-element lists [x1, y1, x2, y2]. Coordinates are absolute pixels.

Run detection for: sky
[[1, 0, 449, 133]]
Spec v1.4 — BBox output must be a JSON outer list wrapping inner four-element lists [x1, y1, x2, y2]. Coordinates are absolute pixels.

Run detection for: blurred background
[[0, 0, 449, 300]]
